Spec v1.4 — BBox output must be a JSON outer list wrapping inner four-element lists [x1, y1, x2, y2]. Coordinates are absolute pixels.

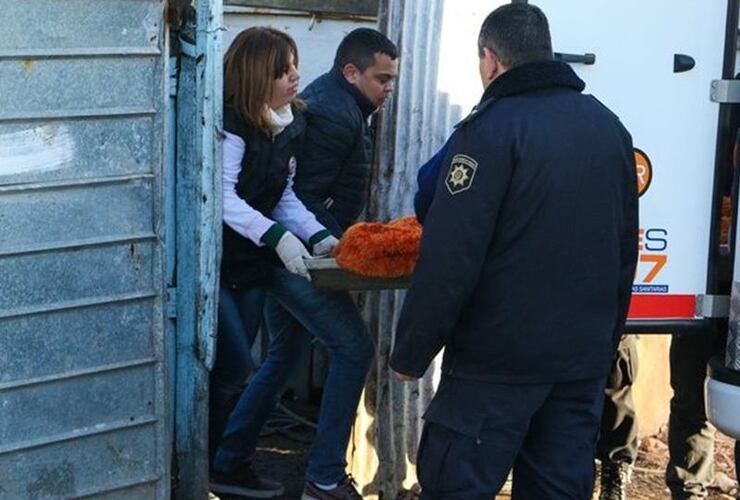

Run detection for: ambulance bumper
[[705, 354, 740, 439]]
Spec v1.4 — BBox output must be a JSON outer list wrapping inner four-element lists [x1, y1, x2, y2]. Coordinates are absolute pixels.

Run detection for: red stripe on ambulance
[[628, 294, 696, 319]]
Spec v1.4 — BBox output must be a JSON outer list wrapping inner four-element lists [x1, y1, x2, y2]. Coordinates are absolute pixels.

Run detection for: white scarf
[[267, 104, 294, 136]]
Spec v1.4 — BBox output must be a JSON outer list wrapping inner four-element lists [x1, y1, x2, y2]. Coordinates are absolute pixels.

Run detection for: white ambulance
[[530, 0, 740, 437]]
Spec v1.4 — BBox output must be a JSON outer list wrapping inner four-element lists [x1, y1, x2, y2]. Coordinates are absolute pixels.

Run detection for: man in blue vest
[[391, 4, 639, 498]]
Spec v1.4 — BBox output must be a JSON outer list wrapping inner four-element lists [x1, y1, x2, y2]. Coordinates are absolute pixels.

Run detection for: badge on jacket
[[446, 154, 478, 195]]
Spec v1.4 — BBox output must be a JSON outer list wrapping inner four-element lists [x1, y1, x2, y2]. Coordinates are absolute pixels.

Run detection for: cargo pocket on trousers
[[417, 422, 453, 493], [615, 336, 637, 387]]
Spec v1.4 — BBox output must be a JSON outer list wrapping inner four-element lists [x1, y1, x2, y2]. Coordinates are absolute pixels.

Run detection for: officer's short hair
[[478, 4, 553, 68], [335, 28, 398, 72]]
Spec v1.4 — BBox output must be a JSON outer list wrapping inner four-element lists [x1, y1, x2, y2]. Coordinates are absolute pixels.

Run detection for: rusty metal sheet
[[0, 426, 159, 499], [0, 58, 159, 117], [0, 0, 170, 497], [0, 242, 156, 312], [0, 365, 156, 447], [225, 0, 378, 17], [0, 299, 155, 384], [0, 0, 163, 52], [0, 118, 157, 186], [0, 181, 155, 254]]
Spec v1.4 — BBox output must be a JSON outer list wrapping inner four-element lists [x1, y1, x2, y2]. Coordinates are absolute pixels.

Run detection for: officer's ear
[[342, 63, 362, 85], [479, 47, 500, 88]]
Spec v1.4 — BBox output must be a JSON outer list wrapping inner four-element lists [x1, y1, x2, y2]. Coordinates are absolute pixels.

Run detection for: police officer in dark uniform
[[390, 4, 639, 499], [417, 150, 640, 500]]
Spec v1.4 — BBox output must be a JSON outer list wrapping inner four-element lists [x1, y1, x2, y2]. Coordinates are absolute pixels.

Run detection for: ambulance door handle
[[554, 52, 595, 65], [674, 54, 695, 73]]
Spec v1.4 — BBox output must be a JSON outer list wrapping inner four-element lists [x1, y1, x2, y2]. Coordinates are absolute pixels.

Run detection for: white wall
[[223, 8, 376, 90]]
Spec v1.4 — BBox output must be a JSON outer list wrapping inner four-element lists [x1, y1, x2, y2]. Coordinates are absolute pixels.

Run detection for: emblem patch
[[445, 154, 478, 195]]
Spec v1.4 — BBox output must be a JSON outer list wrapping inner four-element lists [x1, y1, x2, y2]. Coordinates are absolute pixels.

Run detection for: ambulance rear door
[[533, 0, 738, 331]]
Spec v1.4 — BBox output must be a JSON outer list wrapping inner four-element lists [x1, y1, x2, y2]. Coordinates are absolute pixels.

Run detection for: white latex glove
[[275, 232, 312, 280], [312, 235, 340, 257]]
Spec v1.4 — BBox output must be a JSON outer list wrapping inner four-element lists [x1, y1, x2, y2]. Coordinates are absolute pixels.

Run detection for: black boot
[[599, 460, 632, 500], [210, 461, 284, 498]]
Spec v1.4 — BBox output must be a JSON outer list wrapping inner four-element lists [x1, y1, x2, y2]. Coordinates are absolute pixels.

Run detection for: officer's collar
[[483, 60, 584, 101], [457, 61, 585, 128], [329, 65, 378, 119]]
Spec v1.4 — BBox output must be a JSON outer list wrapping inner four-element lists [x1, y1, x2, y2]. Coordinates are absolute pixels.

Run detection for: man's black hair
[[478, 3, 553, 68], [334, 28, 398, 72]]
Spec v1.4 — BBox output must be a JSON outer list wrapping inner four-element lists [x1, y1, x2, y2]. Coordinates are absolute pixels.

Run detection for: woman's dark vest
[[221, 105, 306, 288]]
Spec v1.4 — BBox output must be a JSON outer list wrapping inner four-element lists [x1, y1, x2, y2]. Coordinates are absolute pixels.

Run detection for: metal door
[[534, 0, 730, 323], [0, 1, 170, 498]]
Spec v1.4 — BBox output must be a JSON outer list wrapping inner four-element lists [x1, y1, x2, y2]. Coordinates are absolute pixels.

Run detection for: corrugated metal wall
[[349, 0, 462, 497], [0, 1, 170, 498]]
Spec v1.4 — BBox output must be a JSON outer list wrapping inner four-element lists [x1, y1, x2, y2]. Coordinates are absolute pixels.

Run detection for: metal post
[[172, 0, 223, 498]]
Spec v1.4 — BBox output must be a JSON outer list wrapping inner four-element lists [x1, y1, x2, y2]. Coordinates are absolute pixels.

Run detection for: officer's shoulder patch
[[445, 154, 478, 195]]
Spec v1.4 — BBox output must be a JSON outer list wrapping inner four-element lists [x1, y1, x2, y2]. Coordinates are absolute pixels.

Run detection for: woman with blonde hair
[[210, 27, 372, 500]]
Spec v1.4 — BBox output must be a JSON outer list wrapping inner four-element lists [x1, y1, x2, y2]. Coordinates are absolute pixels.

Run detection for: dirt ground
[[614, 429, 737, 500], [215, 401, 314, 500], [214, 434, 310, 500], [216, 405, 738, 500]]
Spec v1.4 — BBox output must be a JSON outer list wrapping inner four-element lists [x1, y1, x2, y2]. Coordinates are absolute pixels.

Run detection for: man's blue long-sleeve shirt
[[414, 136, 453, 224]]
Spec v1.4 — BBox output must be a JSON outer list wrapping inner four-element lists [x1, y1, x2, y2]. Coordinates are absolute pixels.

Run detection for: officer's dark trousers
[[418, 377, 607, 500], [597, 335, 639, 464], [666, 331, 726, 499]]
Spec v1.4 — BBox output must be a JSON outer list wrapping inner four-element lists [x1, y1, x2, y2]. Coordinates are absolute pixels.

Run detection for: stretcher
[[304, 257, 411, 291]]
